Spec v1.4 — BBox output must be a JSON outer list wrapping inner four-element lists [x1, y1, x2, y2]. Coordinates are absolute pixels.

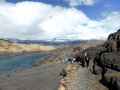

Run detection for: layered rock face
[[100, 30, 120, 90], [101, 29, 120, 70], [106, 29, 120, 52], [84, 29, 120, 90]]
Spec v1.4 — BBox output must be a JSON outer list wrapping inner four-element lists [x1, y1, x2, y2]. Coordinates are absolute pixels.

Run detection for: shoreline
[[0, 61, 66, 90], [0, 51, 48, 57]]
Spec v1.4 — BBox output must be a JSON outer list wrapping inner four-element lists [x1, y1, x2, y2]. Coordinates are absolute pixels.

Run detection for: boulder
[[100, 52, 120, 71], [86, 29, 120, 90], [103, 72, 120, 90]]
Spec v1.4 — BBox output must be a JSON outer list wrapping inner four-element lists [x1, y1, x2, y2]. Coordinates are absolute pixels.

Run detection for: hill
[[0, 39, 55, 54]]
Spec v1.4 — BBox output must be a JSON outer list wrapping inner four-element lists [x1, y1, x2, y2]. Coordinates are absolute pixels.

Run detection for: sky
[[0, 0, 120, 41]]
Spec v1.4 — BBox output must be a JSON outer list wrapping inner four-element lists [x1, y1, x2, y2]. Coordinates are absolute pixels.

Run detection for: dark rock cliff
[[83, 29, 120, 90]]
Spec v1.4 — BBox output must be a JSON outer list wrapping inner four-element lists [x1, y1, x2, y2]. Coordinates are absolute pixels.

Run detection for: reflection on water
[[0, 53, 46, 74]]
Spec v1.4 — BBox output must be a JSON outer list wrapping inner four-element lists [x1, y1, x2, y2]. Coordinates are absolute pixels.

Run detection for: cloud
[[65, 0, 97, 6], [0, 1, 119, 41]]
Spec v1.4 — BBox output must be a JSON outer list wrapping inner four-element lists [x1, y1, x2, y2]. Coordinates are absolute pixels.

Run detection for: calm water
[[0, 53, 46, 74]]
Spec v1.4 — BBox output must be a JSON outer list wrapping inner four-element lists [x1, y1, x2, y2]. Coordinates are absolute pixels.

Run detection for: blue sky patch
[[6, 0, 120, 20]]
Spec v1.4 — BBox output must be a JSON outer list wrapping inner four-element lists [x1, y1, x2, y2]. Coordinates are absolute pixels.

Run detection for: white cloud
[[65, 0, 97, 6], [101, 12, 120, 31], [0, 1, 119, 41]]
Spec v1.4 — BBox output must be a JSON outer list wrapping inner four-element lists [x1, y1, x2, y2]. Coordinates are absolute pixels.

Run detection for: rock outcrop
[[83, 29, 120, 90]]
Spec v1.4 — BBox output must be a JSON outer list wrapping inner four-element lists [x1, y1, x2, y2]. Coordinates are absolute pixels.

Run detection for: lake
[[0, 53, 47, 74]]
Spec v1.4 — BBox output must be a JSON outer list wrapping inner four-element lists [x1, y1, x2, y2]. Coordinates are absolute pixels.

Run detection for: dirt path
[[60, 64, 108, 90]]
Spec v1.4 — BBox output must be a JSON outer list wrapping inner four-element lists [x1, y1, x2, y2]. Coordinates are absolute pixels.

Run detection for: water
[[0, 53, 46, 74]]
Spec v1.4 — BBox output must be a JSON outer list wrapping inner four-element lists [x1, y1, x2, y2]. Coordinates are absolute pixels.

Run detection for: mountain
[[6, 38, 82, 46]]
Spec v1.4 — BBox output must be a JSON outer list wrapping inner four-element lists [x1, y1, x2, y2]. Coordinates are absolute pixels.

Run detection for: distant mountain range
[[6, 38, 82, 46], [0, 38, 104, 46]]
